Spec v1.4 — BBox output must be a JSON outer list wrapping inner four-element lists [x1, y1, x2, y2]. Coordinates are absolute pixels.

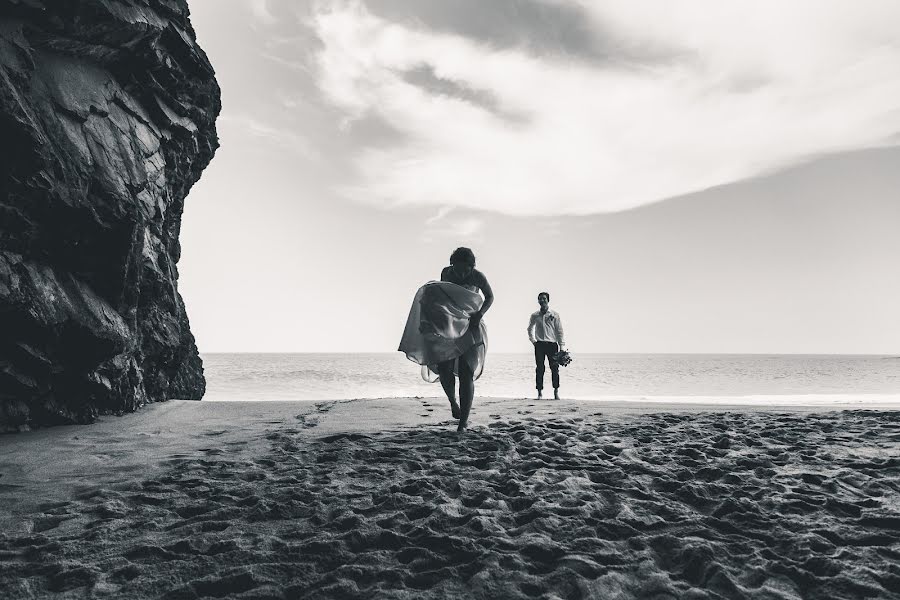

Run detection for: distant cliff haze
[[0, 1, 221, 430]]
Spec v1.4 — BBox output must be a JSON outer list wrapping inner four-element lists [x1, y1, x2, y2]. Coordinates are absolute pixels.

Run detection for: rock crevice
[[1, 0, 220, 429]]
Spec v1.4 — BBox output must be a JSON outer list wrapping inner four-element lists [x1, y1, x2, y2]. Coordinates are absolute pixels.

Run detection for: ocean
[[200, 353, 900, 405]]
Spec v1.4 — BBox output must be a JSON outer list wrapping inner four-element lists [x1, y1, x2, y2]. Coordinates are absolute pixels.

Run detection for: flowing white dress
[[398, 281, 488, 382]]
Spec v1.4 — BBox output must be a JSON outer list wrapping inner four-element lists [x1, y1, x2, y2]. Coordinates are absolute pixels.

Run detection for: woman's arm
[[479, 276, 494, 315], [472, 271, 494, 320]]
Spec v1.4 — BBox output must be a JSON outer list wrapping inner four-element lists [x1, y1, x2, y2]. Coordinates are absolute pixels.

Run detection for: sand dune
[[1, 399, 899, 599]]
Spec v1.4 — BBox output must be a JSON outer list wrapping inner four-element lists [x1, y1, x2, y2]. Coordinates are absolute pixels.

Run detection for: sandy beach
[[2, 398, 899, 599]]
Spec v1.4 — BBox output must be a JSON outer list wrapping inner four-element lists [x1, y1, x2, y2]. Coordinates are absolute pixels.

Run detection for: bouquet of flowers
[[555, 349, 573, 367]]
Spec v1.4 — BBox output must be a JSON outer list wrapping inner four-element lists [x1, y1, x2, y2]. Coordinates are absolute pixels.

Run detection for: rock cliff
[[0, 0, 220, 429]]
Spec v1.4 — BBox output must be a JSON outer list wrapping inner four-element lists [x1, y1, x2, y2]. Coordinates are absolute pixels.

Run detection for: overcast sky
[[180, 0, 900, 353]]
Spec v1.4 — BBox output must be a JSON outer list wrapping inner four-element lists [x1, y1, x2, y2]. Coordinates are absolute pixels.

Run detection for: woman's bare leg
[[437, 360, 460, 418], [457, 359, 474, 432]]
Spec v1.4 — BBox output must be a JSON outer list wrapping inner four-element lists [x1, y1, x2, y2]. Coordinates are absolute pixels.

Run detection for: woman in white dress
[[398, 247, 494, 431]]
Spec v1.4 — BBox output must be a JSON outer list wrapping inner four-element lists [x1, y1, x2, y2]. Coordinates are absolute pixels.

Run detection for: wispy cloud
[[421, 214, 485, 244], [219, 114, 318, 159], [450, 217, 484, 239], [424, 205, 454, 225], [248, 0, 277, 26], [308, 0, 900, 216]]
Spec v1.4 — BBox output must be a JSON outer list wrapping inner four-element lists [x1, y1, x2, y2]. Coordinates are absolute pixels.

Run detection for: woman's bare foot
[[450, 399, 461, 419], [456, 418, 468, 432]]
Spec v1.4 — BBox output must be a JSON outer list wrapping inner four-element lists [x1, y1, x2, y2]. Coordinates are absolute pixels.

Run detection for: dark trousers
[[534, 341, 560, 390]]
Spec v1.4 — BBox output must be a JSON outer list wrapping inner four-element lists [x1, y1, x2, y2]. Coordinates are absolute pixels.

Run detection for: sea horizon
[[199, 352, 900, 404]]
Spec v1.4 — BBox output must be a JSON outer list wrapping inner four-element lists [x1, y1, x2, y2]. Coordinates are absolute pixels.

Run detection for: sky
[[180, 0, 900, 354]]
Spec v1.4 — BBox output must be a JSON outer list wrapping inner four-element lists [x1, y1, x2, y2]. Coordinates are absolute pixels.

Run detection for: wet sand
[[1, 398, 899, 599]]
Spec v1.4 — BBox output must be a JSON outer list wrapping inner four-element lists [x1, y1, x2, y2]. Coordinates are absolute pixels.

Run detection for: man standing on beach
[[527, 292, 566, 400]]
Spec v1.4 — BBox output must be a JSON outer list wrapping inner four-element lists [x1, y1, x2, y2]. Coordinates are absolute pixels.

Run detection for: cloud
[[308, 0, 900, 216], [363, 0, 608, 63], [400, 64, 525, 124]]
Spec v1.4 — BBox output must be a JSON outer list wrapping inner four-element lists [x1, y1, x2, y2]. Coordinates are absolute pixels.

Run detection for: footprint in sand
[[293, 401, 338, 429], [37, 501, 71, 512], [31, 514, 76, 533], [294, 415, 319, 429]]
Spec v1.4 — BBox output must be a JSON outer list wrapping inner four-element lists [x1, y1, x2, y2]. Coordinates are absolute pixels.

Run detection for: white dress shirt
[[527, 309, 565, 348]]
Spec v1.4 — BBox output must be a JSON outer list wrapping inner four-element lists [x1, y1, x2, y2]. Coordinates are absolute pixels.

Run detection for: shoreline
[[3, 397, 899, 509]]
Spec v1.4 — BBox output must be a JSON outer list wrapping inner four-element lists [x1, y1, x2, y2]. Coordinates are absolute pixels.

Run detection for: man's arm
[[527, 313, 537, 344], [556, 313, 565, 349]]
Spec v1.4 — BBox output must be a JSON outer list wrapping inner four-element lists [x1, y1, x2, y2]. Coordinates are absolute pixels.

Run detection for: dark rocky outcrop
[[0, 0, 220, 429]]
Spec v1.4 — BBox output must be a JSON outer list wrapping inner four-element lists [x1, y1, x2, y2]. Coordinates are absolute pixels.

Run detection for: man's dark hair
[[538, 292, 550, 302], [450, 247, 476, 266]]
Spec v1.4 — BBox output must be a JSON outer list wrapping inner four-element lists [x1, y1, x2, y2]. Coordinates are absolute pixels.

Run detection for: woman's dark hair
[[450, 247, 476, 266], [538, 292, 550, 302]]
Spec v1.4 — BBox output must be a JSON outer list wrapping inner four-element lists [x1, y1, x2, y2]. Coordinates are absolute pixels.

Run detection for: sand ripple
[[2, 410, 899, 599]]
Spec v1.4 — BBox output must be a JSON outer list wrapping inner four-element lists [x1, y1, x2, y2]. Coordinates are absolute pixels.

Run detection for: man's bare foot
[[537, 390, 543, 400], [450, 400, 461, 419], [456, 419, 468, 432], [554, 389, 560, 400]]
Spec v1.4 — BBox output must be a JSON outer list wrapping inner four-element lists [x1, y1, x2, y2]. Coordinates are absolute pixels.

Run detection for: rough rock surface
[[0, 0, 220, 429]]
